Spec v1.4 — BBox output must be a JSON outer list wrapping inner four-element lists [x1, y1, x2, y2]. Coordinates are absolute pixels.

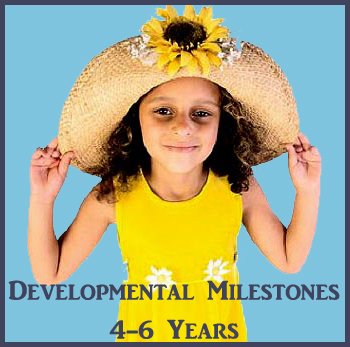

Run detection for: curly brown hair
[[94, 85, 266, 203]]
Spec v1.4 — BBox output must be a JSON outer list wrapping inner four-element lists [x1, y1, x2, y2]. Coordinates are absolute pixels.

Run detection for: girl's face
[[139, 77, 221, 174]]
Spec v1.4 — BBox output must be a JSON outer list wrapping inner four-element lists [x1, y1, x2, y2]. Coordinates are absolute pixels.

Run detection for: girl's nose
[[171, 114, 193, 136]]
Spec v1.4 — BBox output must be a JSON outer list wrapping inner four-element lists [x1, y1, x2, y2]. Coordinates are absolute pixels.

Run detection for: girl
[[28, 5, 321, 342]]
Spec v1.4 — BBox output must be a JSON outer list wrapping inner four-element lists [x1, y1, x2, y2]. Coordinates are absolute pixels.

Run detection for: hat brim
[[58, 37, 299, 175]]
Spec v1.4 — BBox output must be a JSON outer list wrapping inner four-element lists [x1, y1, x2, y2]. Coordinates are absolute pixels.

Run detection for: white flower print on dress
[[146, 266, 176, 287], [204, 258, 230, 282]]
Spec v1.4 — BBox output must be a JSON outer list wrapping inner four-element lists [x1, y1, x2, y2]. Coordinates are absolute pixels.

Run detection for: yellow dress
[[114, 170, 247, 342]]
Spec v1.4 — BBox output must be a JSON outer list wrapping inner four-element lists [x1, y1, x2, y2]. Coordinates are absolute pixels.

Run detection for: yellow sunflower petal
[[157, 54, 171, 69], [207, 52, 222, 67], [142, 18, 164, 37], [200, 42, 221, 54], [186, 55, 199, 74], [206, 26, 229, 42], [157, 8, 169, 20], [198, 7, 213, 26], [180, 51, 193, 67], [155, 44, 172, 54], [148, 36, 171, 47], [167, 58, 181, 76], [192, 50, 211, 75], [169, 50, 180, 61], [157, 5, 178, 21], [148, 38, 171, 47], [183, 5, 196, 21], [160, 20, 168, 30], [169, 44, 181, 56], [167, 5, 179, 19], [206, 18, 224, 35]]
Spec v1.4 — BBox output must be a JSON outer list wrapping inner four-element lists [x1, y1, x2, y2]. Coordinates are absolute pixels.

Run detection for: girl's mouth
[[164, 145, 199, 153]]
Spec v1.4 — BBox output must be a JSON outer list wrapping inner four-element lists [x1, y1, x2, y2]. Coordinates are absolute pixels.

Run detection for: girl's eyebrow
[[147, 96, 220, 108]]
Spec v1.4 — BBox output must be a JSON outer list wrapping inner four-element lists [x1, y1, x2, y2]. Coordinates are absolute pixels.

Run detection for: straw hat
[[58, 5, 299, 175]]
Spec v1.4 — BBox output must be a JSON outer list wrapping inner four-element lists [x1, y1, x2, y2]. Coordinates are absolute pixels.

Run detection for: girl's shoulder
[[89, 182, 116, 224], [210, 171, 243, 204], [241, 175, 269, 214]]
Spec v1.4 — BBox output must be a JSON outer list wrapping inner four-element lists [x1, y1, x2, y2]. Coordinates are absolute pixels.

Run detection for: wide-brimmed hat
[[58, 5, 299, 175]]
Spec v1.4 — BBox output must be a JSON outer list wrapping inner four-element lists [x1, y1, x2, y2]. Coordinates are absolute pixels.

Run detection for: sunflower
[[142, 5, 229, 76]]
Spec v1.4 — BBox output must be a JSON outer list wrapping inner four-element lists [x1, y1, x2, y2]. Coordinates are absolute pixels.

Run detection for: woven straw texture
[[58, 37, 299, 175]]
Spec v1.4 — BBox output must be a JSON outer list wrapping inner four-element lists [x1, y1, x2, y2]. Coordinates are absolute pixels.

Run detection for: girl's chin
[[172, 167, 207, 176], [154, 162, 204, 175]]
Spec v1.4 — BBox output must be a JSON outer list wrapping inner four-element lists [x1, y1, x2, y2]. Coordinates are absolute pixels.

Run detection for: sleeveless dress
[[114, 170, 248, 342]]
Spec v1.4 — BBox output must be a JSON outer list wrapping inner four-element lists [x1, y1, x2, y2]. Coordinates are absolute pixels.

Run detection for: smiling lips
[[164, 145, 199, 153]]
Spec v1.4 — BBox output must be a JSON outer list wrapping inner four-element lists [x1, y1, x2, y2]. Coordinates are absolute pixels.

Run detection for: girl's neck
[[144, 163, 209, 202]]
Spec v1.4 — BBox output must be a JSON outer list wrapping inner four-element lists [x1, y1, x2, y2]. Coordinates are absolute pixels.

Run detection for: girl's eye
[[154, 107, 172, 116], [193, 110, 211, 118]]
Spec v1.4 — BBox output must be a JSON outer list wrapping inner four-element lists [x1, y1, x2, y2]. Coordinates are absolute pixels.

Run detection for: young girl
[[28, 5, 321, 342]]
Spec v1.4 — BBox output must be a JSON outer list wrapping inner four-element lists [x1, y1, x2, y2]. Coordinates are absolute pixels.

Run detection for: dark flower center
[[163, 18, 207, 51]]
